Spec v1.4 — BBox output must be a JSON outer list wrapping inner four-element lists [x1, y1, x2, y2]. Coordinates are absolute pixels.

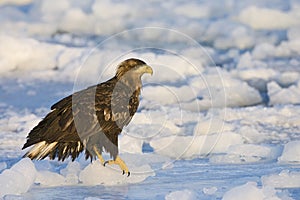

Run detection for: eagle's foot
[[104, 156, 130, 177]]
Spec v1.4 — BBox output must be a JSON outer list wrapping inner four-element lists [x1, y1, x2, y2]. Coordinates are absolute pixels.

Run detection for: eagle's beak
[[143, 65, 153, 75]]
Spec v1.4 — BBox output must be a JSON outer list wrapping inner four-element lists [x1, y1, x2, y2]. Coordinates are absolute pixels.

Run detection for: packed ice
[[0, 0, 300, 199]]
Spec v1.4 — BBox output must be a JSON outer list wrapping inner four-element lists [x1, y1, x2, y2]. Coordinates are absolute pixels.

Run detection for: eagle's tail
[[23, 140, 87, 161], [22, 107, 90, 161], [23, 141, 58, 160]]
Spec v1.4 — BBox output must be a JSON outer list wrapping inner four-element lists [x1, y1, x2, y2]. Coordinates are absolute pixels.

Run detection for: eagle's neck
[[117, 74, 142, 94]]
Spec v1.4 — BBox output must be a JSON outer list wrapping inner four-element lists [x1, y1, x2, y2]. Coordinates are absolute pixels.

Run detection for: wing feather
[[23, 76, 141, 161]]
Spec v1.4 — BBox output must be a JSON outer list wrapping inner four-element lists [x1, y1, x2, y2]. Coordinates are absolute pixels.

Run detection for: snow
[[0, 0, 300, 199], [278, 141, 300, 163]]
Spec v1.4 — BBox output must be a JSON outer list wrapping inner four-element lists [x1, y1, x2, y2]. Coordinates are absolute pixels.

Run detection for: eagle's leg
[[93, 146, 105, 165], [104, 156, 130, 177]]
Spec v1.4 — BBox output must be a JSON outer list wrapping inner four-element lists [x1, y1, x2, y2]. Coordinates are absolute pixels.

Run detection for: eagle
[[22, 58, 153, 176]]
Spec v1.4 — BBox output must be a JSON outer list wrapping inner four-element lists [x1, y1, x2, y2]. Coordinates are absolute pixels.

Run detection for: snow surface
[[0, 0, 300, 199]]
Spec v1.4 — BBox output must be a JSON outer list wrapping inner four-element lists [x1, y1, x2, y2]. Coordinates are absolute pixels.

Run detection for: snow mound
[[165, 189, 196, 200], [278, 141, 300, 163], [237, 6, 300, 30], [79, 160, 154, 186], [0, 158, 36, 198], [262, 170, 300, 188], [222, 182, 281, 200], [210, 144, 280, 164]]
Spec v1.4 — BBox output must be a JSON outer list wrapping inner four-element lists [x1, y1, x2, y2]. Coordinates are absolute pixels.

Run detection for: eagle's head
[[116, 58, 153, 79]]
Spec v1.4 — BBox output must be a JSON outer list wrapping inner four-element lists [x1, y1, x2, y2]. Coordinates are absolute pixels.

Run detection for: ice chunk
[[84, 197, 103, 200], [237, 6, 300, 30], [174, 3, 210, 19], [214, 26, 255, 50], [35, 171, 66, 187], [60, 161, 81, 185], [165, 189, 196, 200], [119, 135, 143, 154], [235, 68, 277, 82], [203, 186, 217, 195], [278, 141, 300, 163], [59, 9, 92, 34], [35, 161, 81, 186], [0, 34, 63, 72], [142, 85, 196, 106], [150, 132, 244, 159], [209, 144, 281, 164], [275, 72, 300, 88], [236, 52, 254, 69], [222, 182, 281, 200], [189, 71, 262, 109], [0, 0, 33, 6], [194, 118, 234, 135], [0, 162, 7, 172], [252, 43, 276, 60], [267, 81, 300, 105], [262, 170, 300, 188], [125, 109, 181, 139], [79, 160, 154, 186], [0, 158, 36, 197], [288, 26, 300, 40]]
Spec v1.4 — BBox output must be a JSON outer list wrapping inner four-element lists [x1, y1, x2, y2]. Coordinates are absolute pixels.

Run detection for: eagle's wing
[[23, 77, 139, 161], [22, 78, 117, 160]]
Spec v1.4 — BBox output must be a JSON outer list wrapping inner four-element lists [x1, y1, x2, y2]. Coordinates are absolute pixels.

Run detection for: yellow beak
[[143, 65, 153, 75]]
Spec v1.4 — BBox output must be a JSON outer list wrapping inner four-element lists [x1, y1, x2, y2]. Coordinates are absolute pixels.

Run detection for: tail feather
[[24, 141, 58, 160], [23, 140, 86, 161]]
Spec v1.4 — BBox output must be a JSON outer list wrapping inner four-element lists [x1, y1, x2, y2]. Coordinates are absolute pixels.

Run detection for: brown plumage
[[22, 58, 153, 175]]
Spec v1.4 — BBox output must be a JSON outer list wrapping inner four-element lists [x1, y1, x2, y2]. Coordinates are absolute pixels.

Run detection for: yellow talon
[[104, 156, 130, 176], [93, 146, 105, 165]]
